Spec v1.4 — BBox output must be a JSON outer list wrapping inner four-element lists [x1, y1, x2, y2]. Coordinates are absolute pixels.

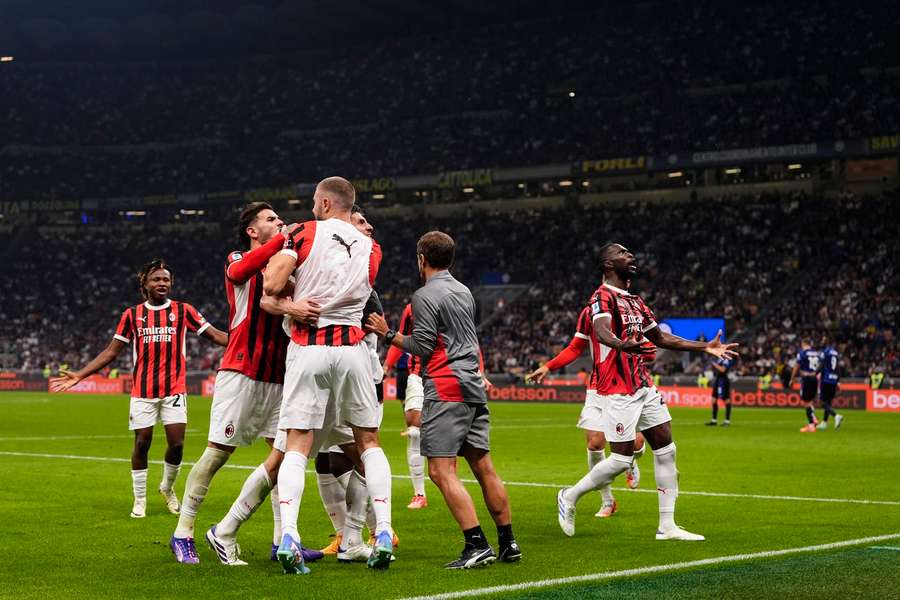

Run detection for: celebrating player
[[383, 302, 428, 509], [263, 176, 393, 574], [368, 231, 521, 569], [50, 259, 227, 519], [789, 338, 821, 433], [556, 243, 738, 541], [526, 304, 647, 519], [706, 356, 734, 426], [170, 202, 321, 565], [818, 339, 844, 430]]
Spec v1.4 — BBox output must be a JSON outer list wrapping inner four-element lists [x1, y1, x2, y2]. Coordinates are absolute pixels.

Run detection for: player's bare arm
[[713, 362, 727, 374], [201, 324, 229, 347], [592, 315, 654, 355], [262, 253, 296, 296], [49, 338, 127, 392], [644, 327, 738, 359], [260, 293, 322, 326]]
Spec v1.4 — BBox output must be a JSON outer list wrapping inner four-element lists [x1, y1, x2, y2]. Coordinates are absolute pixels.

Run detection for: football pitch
[[1, 392, 898, 600]]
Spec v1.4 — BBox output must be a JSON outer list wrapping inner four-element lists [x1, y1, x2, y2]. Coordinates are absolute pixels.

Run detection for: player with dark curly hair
[[51, 258, 228, 519]]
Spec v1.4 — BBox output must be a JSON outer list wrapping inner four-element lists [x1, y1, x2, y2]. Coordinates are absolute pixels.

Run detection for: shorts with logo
[[404, 373, 424, 412], [603, 385, 671, 443], [208, 370, 284, 450], [421, 400, 490, 457], [801, 377, 818, 402], [129, 394, 187, 430], [279, 342, 379, 436], [577, 389, 607, 432], [819, 382, 838, 404], [713, 377, 731, 400]]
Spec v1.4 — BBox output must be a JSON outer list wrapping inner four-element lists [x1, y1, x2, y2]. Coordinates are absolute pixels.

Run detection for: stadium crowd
[[1, 191, 895, 380], [3, 1, 900, 200]]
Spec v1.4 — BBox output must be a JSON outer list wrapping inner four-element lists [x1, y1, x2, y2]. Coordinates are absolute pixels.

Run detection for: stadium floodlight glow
[[568, 90, 576, 98], [668, 171, 683, 178], [462, 187, 475, 193], [0, 56, 13, 62], [558, 180, 573, 187], [125, 210, 147, 216], [372, 193, 385, 199], [517, 183, 526, 189], [582, 180, 590, 187], [788, 163, 802, 170], [724, 167, 741, 174], [287, 199, 301, 205], [179, 209, 198, 215]]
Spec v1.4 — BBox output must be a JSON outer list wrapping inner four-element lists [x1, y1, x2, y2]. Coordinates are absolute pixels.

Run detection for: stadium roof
[[0, 0, 605, 60]]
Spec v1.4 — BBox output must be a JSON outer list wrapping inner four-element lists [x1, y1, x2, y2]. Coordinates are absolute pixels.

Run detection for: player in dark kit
[[817, 340, 843, 430], [706, 357, 734, 426], [556, 243, 738, 542], [50, 259, 228, 518], [789, 338, 821, 433]]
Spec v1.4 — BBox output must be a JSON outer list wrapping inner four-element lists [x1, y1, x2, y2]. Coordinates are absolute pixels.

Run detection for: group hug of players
[[50, 176, 739, 573]]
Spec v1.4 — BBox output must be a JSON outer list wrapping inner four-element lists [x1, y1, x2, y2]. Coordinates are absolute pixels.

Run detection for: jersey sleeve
[[398, 304, 413, 335], [184, 303, 211, 335], [113, 308, 133, 343], [639, 298, 658, 332], [279, 221, 316, 266], [369, 239, 382, 286], [226, 232, 286, 284], [590, 288, 613, 321], [574, 306, 592, 340]]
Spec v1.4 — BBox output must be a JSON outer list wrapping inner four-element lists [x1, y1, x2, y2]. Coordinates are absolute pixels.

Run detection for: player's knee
[[133, 436, 152, 455], [167, 441, 183, 457], [314, 452, 331, 475]]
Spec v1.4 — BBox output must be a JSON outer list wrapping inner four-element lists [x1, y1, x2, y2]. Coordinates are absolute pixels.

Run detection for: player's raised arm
[[49, 338, 127, 392], [644, 327, 738, 359], [200, 324, 229, 347]]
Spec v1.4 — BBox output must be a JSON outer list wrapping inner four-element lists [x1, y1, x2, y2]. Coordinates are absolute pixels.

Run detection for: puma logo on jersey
[[332, 233, 358, 257]]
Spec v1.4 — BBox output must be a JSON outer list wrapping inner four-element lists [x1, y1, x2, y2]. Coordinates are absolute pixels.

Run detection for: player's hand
[[704, 330, 739, 359], [619, 334, 656, 356], [365, 313, 390, 337], [282, 223, 302, 237], [525, 365, 550, 384], [289, 298, 321, 326], [49, 369, 82, 392], [382, 363, 392, 377], [482, 376, 495, 391]]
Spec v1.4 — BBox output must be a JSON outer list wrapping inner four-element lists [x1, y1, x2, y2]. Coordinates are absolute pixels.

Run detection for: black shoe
[[705, 420, 718, 426], [444, 545, 496, 569], [498, 540, 522, 562]]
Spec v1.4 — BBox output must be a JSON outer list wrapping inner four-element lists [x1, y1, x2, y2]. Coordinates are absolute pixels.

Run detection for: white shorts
[[129, 394, 187, 430], [603, 386, 672, 443], [577, 390, 607, 432], [279, 342, 379, 434], [327, 400, 385, 450], [404, 373, 424, 412], [208, 371, 283, 449]]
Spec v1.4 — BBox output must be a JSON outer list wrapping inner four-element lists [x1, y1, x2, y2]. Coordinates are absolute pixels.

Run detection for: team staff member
[[367, 231, 521, 569]]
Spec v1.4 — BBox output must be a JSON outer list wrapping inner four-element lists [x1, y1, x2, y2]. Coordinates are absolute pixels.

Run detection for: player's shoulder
[[226, 250, 244, 265]]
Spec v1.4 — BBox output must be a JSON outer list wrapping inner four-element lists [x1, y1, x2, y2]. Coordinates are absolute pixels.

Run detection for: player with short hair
[[170, 202, 323, 565], [705, 356, 734, 426], [556, 243, 738, 541], [368, 230, 521, 569], [50, 259, 228, 519], [384, 302, 428, 509], [527, 304, 648, 519], [790, 338, 821, 433], [817, 340, 843, 430], [263, 176, 393, 574]]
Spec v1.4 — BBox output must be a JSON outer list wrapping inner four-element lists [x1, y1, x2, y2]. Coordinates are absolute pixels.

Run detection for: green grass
[[1, 393, 898, 600]]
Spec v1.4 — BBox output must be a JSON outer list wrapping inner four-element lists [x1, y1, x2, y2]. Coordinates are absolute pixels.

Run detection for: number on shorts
[[172, 395, 182, 407]]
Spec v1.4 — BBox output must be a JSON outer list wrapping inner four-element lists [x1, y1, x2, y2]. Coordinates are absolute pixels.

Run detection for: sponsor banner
[[202, 374, 216, 397], [0, 371, 47, 391], [352, 177, 396, 193], [868, 134, 900, 154], [580, 156, 648, 175], [64, 375, 126, 395], [663, 385, 867, 411], [437, 169, 494, 189], [868, 389, 900, 412], [846, 158, 898, 181], [245, 185, 299, 203]]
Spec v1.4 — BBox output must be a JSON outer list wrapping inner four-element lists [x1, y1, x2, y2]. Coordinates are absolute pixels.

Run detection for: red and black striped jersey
[[114, 300, 209, 398], [218, 249, 289, 383], [588, 283, 657, 395], [384, 303, 420, 376]]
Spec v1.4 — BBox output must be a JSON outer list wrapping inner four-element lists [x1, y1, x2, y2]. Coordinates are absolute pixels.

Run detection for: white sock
[[131, 469, 147, 502], [344, 470, 368, 547], [317, 471, 348, 535], [360, 447, 392, 535], [564, 453, 631, 504], [271, 486, 282, 546], [160, 461, 181, 492], [174, 447, 230, 538], [587, 449, 615, 505], [277, 451, 308, 540], [406, 426, 426, 496], [634, 443, 646, 459], [653, 443, 678, 531], [216, 464, 273, 540]]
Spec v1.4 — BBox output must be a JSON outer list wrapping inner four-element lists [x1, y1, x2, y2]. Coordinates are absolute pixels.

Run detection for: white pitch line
[[0, 429, 200, 442], [1, 450, 899, 508], [398, 533, 900, 600], [869, 546, 900, 551]]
